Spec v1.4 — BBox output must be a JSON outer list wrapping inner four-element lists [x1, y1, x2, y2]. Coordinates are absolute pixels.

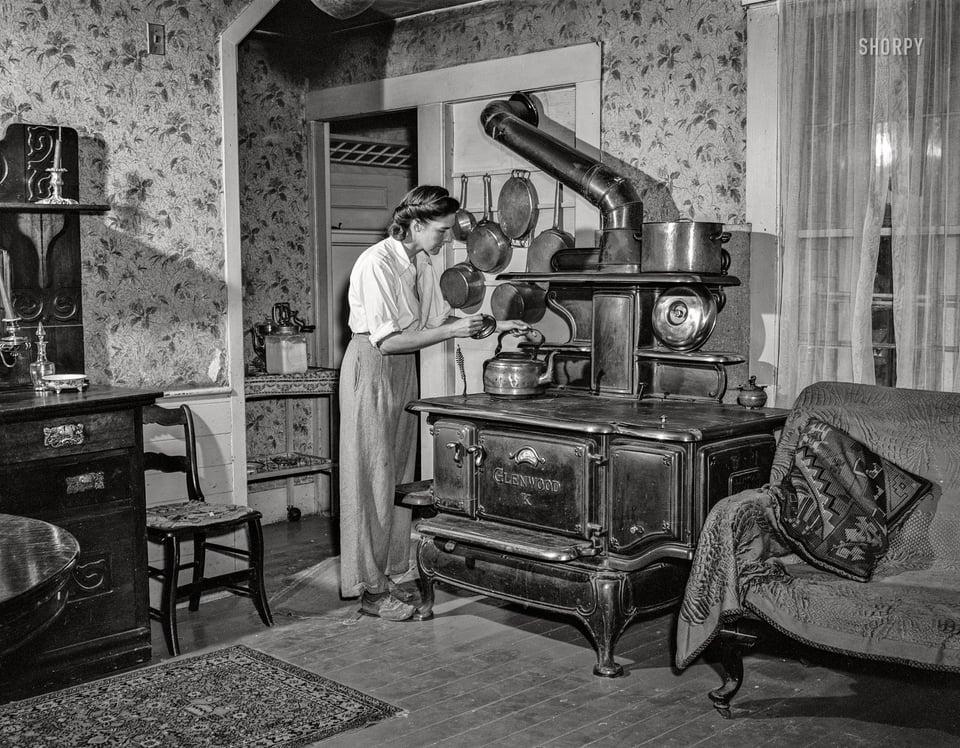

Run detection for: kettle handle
[[493, 327, 543, 356]]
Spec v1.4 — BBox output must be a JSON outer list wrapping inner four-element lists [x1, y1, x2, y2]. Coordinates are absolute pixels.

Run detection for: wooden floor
[[152, 515, 960, 747]]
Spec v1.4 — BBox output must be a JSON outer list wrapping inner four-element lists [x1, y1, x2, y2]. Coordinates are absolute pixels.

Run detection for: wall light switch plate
[[147, 22, 165, 55]]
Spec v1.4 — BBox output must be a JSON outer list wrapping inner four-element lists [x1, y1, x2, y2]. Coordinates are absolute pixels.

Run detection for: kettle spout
[[538, 349, 558, 387]]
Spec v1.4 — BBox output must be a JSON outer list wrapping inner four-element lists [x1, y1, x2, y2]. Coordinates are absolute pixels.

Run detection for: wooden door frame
[[220, 0, 284, 508], [305, 43, 602, 475]]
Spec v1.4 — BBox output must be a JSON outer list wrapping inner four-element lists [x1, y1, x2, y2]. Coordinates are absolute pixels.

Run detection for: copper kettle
[[482, 329, 556, 397]]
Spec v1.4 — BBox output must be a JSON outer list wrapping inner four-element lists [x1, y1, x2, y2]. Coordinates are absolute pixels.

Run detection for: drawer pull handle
[[44, 423, 85, 448], [466, 444, 486, 468], [73, 558, 108, 591], [66, 471, 105, 494], [445, 441, 465, 467]]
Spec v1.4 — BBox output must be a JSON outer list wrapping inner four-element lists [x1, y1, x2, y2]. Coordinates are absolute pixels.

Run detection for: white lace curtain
[[776, 0, 960, 404]]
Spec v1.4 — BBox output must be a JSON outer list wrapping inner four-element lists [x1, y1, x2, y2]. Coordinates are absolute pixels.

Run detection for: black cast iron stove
[[407, 93, 787, 677]]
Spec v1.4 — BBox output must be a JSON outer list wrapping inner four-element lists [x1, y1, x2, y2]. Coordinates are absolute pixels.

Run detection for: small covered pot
[[482, 329, 556, 397], [736, 376, 768, 409]]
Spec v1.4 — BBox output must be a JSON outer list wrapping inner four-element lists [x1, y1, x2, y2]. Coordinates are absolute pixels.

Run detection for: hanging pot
[[641, 221, 732, 274], [452, 174, 477, 241], [490, 281, 547, 324], [651, 284, 718, 351], [497, 169, 539, 240], [440, 262, 485, 310], [482, 328, 556, 397], [527, 181, 575, 273], [467, 173, 513, 273]]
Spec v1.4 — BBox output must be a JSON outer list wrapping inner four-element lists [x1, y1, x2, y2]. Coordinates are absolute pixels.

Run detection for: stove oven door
[[476, 429, 596, 538], [431, 419, 478, 517], [607, 440, 684, 555]]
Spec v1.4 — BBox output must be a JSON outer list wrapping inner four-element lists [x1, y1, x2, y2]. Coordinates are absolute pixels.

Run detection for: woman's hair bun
[[388, 185, 459, 240]]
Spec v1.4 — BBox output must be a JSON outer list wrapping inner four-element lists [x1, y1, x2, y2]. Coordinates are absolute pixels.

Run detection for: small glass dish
[[42, 373, 89, 394]]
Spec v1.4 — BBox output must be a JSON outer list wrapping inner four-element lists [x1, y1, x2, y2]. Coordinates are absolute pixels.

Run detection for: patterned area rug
[[0, 645, 403, 747]]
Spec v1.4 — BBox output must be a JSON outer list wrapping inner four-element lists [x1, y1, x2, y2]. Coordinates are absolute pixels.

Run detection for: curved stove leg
[[412, 539, 436, 621], [583, 574, 628, 678], [413, 575, 435, 621]]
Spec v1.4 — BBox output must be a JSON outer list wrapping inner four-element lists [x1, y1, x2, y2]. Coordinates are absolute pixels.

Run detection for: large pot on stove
[[641, 220, 731, 274], [482, 329, 556, 397]]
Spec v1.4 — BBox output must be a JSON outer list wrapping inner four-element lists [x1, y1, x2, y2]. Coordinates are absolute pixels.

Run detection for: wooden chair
[[144, 403, 272, 656]]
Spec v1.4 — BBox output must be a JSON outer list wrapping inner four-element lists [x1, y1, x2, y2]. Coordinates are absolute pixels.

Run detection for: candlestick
[[37, 126, 77, 205], [0, 255, 13, 321], [53, 127, 62, 171]]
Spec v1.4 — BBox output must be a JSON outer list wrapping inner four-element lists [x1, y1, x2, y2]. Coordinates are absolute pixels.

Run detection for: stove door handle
[[466, 444, 486, 467], [445, 441, 465, 467]]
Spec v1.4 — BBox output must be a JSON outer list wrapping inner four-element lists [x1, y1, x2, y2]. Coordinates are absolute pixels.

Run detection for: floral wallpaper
[[309, 0, 748, 224], [1, 0, 749, 432], [237, 38, 318, 478], [235, 0, 750, 459], [0, 0, 241, 387]]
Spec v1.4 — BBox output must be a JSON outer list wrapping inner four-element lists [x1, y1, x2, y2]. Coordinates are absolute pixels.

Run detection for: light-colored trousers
[[338, 334, 418, 597]]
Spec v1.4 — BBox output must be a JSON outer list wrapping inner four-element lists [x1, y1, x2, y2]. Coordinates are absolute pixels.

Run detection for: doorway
[[325, 110, 418, 368]]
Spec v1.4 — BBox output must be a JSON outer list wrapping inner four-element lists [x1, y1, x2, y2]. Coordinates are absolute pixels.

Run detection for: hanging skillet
[[497, 169, 539, 240], [466, 173, 513, 273], [527, 181, 574, 273], [452, 174, 477, 242]]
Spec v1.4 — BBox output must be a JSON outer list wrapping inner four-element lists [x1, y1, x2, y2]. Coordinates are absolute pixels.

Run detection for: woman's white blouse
[[347, 236, 452, 346]]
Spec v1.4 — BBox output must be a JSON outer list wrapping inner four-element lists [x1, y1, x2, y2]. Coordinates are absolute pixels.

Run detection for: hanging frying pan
[[452, 174, 477, 241], [466, 173, 513, 273], [497, 169, 539, 240], [527, 181, 574, 273]]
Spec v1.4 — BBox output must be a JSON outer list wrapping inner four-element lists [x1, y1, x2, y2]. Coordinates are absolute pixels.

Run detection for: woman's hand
[[496, 319, 532, 336], [446, 314, 485, 339]]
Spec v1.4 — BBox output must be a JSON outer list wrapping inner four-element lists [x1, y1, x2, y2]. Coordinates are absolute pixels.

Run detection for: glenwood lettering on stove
[[492, 467, 561, 493]]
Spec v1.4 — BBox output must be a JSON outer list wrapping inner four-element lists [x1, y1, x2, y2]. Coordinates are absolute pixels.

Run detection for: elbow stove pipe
[[480, 93, 644, 270]]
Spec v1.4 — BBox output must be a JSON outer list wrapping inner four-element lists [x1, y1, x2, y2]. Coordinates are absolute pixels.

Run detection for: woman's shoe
[[360, 591, 415, 622]]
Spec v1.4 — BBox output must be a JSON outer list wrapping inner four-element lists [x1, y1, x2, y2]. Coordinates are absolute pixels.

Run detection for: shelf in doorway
[[246, 452, 336, 483], [244, 367, 339, 399]]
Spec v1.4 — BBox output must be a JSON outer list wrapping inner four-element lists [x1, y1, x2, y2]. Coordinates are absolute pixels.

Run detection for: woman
[[339, 185, 526, 621]]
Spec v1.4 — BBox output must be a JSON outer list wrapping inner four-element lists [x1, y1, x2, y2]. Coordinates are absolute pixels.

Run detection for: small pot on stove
[[482, 329, 556, 397], [736, 376, 769, 409]]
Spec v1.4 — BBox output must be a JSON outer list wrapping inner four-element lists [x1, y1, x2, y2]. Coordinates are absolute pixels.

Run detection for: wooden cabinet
[[0, 123, 109, 390], [0, 386, 160, 697]]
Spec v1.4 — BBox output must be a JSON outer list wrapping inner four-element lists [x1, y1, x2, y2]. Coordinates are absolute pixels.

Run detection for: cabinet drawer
[[0, 452, 135, 514], [0, 410, 134, 463]]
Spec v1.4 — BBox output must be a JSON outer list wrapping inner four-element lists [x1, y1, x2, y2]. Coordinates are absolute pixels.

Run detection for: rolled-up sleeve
[[356, 261, 404, 346]]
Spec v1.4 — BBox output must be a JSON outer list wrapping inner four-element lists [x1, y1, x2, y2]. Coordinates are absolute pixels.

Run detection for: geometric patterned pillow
[[776, 418, 929, 581], [881, 457, 932, 529]]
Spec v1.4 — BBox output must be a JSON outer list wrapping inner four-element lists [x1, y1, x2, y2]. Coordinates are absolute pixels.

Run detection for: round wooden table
[[0, 513, 79, 658]]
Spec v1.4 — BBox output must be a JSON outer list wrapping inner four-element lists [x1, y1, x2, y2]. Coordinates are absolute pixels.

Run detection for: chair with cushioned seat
[[144, 403, 272, 656]]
